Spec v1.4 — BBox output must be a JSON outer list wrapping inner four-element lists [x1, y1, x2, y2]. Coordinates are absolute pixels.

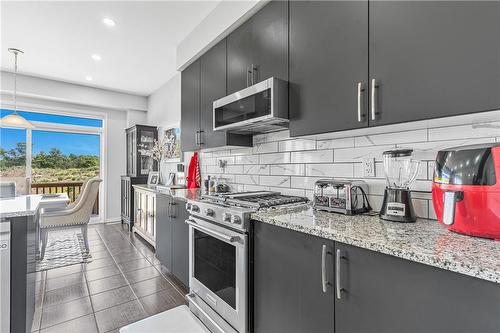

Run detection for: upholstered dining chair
[[39, 177, 102, 259]]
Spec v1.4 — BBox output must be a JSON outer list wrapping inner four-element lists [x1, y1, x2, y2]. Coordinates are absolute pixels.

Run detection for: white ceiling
[[1, 1, 221, 96]]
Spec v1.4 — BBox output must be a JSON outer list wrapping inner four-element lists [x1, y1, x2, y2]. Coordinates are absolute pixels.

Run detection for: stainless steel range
[[184, 191, 308, 333]]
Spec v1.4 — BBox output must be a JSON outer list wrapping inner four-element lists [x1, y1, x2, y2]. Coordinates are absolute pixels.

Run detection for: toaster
[[313, 179, 371, 215]]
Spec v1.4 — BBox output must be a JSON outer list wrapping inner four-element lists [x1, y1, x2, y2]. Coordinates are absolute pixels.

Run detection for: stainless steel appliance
[[313, 179, 371, 215], [380, 149, 421, 223], [185, 191, 308, 333], [213, 77, 288, 135]]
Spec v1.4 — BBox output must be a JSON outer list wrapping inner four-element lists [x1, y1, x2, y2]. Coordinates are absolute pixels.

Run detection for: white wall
[[176, 0, 267, 70], [1, 71, 147, 111], [147, 73, 181, 128], [0, 73, 146, 222], [126, 110, 147, 127], [147, 73, 182, 181]]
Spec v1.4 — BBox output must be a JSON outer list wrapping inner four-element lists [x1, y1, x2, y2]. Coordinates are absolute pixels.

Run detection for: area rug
[[36, 233, 93, 271]]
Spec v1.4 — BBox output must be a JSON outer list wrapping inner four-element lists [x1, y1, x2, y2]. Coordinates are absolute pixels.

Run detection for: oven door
[[187, 216, 247, 333]]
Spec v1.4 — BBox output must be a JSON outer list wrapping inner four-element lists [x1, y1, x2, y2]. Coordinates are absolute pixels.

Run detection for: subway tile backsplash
[[163, 113, 500, 220]]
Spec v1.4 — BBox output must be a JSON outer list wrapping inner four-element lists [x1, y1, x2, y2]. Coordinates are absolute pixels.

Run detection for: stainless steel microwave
[[213, 77, 288, 135]]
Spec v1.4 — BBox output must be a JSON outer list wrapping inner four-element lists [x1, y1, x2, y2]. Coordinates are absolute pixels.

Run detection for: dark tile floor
[[32, 223, 188, 333]]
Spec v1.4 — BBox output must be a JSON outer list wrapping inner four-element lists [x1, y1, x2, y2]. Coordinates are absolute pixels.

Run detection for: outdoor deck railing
[[31, 181, 99, 215]]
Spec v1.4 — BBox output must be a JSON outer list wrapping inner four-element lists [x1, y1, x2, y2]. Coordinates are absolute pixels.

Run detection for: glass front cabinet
[[125, 125, 158, 177]]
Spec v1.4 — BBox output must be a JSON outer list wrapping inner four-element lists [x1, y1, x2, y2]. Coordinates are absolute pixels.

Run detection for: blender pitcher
[[379, 149, 421, 222]]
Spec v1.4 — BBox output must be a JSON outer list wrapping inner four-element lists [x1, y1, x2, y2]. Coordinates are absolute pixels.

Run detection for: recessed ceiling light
[[85, 75, 93, 81], [102, 17, 116, 27], [91, 54, 102, 61]]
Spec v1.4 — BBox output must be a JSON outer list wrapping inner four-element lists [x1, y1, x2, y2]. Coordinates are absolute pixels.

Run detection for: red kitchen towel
[[186, 151, 201, 189]]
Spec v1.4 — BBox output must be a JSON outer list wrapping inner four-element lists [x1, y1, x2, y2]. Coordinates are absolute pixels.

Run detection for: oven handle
[[185, 219, 242, 244]]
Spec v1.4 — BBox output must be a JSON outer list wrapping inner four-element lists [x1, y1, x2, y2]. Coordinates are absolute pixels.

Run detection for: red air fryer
[[432, 143, 500, 240]]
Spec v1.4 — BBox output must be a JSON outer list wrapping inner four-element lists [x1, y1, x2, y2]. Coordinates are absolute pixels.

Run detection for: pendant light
[[0, 48, 34, 128]]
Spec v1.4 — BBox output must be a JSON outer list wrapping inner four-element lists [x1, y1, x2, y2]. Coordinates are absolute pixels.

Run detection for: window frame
[[1, 104, 107, 222]]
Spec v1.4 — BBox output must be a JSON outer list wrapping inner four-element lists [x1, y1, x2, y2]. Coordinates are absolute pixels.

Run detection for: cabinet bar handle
[[198, 130, 205, 147], [357, 82, 365, 122], [195, 131, 199, 146], [251, 64, 257, 85], [370, 79, 378, 121], [246, 66, 251, 87], [336, 249, 343, 299], [321, 245, 328, 293]]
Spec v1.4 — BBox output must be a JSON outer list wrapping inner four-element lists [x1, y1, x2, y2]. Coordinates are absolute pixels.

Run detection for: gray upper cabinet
[[289, 1, 369, 137], [181, 60, 200, 152], [369, 1, 500, 126], [200, 39, 227, 148], [181, 40, 252, 151], [226, 17, 253, 94], [200, 40, 252, 149], [253, 221, 334, 333], [227, 1, 288, 94], [335, 242, 500, 333]]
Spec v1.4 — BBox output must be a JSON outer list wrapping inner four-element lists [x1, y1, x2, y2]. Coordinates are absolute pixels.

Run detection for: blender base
[[379, 188, 417, 223]]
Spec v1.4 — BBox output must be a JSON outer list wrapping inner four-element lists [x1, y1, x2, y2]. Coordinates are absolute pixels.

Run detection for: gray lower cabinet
[[170, 198, 190, 287], [369, 1, 500, 126], [335, 242, 500, 333], [156, 196, 190, 288], [226, 0, 288, 94], [253, 221, 335, 333], [253, 222, 500, 333], [289, 0, 369, 137], [156, 196, 173, 270]]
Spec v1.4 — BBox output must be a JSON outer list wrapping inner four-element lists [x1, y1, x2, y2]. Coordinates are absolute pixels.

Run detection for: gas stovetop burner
[[201, 191, 309, 209]]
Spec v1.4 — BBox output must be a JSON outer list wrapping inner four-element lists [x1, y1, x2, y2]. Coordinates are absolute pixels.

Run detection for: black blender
[[379, 149, 421, 223]]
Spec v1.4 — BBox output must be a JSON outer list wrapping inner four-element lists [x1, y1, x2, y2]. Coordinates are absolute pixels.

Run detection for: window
[[0, 109, 103, 218], [0, 109, 103, 128]]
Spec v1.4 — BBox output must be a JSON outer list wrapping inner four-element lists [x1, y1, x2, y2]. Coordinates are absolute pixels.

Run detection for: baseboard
[[104, 217, 121, 223]]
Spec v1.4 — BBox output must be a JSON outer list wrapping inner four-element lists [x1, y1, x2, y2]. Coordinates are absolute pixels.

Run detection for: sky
[[0, 110, 101, 156]]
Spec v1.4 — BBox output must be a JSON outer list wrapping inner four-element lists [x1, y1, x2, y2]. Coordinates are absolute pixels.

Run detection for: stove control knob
[[191, 205, 200, 213], [185, 203, 191, 210], [205, 208, 214, 217], [231, 215, 241, 224], [223, 213, 232, 222]]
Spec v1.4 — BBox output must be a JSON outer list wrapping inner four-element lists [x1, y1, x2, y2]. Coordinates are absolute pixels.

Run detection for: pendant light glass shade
[[1, 48, 34, 128], [0, 113, 34, 128]]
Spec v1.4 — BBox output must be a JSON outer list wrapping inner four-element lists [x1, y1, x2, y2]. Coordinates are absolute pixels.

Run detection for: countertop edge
[[251, 214, 500, 285], [0, 210, 37, 219], [132, 185, 200, 202]]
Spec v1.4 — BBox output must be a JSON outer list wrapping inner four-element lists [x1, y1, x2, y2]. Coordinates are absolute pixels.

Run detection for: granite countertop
[[0, 195, 43, 219], [133, 184, 201, 202], [251, 204, 500, 284], [0, 193, 71, 220]]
